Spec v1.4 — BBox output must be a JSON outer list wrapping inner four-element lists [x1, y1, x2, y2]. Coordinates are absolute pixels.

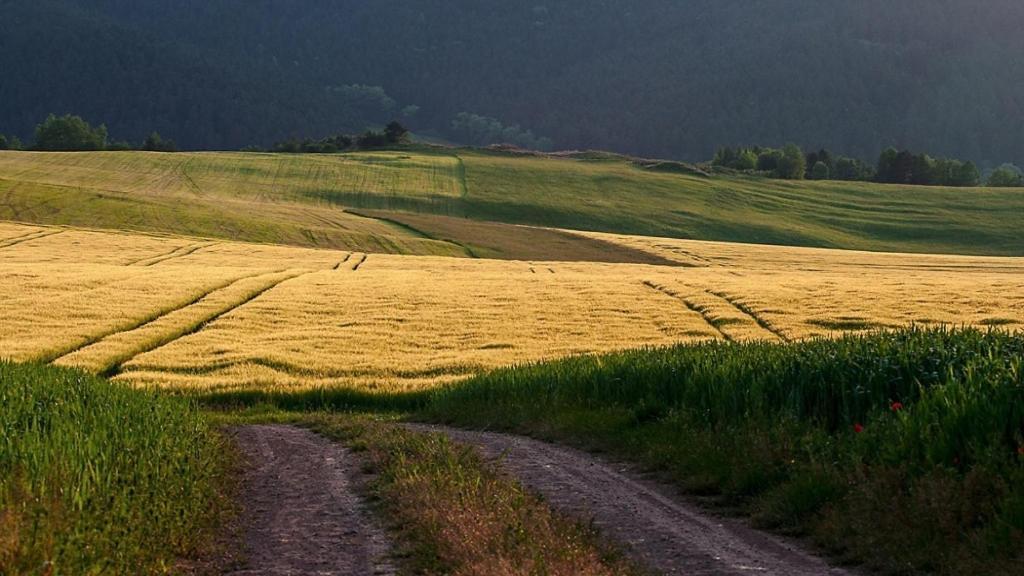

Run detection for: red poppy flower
[[890, 402, 904, 412], [853, 423, 865, 434], [1018, 445, 1024, 456]]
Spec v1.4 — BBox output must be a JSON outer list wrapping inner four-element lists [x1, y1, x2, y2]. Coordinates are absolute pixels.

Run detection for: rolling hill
[[1, 148, 1022, 257]]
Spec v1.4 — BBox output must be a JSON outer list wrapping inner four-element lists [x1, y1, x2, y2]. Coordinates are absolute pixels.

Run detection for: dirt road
[[229, 425, 395, 576], [229, 423, 853, 575], [408, 424, 855, 576]]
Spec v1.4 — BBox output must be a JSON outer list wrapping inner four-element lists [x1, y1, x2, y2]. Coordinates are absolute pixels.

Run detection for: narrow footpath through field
[[407, 424, 855, 576], [229, 425, 395, 576]]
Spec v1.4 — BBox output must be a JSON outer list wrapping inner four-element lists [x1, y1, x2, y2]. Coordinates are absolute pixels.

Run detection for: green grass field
[[1, 148, 1022, 256], [0, 362, 232, 574]]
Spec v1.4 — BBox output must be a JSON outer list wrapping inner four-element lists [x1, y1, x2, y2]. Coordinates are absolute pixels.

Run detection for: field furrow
[[0, 224, 43, 243], [332, 253, 353, 270], [136, 242, 215, 266], [55, 270, 302, 375], [351, 254, 368, 271], [708, 289, 791, 342], [643, 281, 730, 341], [0, 229, 63, 249]]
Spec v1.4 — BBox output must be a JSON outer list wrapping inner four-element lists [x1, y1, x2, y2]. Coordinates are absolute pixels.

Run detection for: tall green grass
[[0, 362, 231, 574], [425, 328, 1024, 574]]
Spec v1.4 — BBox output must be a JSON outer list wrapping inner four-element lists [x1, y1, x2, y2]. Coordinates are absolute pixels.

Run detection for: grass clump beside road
[[425, 327, 1024, 575], [0, 362, 233, 575], [307, 416, 638, 576]]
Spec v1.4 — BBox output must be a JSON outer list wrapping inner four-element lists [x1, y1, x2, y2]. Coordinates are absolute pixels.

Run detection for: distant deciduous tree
[[776, 144, 806, 180], [106, 140, 135, 151], [712, 147, 758, 171], [987, 164, 1024, 187], [952, 161, 980, 187], [143, 132, 178, 152], [385, 121, 409, 144], [757, 149, 783, 173], [805, 149, 833, 178], [356, 130, 390, 149], [33, 114, 108, 151], [810, 161, 830, 180], [0, 134, 7, 150], [832, 156, 873, 181], [735, 149, 758, 171]]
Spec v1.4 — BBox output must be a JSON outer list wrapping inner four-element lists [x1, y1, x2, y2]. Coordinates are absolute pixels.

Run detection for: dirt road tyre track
[[407, 424, 856, 576], [229, 425, 395, 576]]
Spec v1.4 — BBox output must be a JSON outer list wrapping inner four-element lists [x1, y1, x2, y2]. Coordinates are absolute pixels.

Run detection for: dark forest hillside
[[3, 0, 1023, 167]]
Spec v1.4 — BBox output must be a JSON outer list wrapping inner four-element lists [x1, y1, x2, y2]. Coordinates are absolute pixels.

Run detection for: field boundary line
[[347, 209, 478, 258], [707, 290, 790, 342], [0, 229, 63, 249], [642, 281, 732, 342], [123, 356, 482, 381], [454, 154, 470, 197], [103, 269, 312, 376]]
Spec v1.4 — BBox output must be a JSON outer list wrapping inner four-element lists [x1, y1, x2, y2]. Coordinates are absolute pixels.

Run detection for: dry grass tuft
[[311, 418, 636, 576]]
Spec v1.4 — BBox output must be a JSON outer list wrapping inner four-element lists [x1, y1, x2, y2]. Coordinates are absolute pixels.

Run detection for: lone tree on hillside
[[33, 114, 108, 151]]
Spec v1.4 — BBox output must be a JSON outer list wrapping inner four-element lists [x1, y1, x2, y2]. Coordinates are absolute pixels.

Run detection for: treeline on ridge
[[0, 114, 412, 155], [264, 121, 410, 154], [711, 144, 1023, 187], [4, 113, 1022, 189], [0, 114, 179, 153]]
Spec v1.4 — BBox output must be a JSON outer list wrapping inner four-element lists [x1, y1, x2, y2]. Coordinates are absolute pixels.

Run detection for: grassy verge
[[303, 414, 639, 576], [423, 327, 1024, 575], [0, 362, 234, 575]]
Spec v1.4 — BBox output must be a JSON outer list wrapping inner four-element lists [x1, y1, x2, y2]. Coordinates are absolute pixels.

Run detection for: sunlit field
[[0, 150, 467, 255], [1, 222, 1020, 394], [3, 149, 1023, 256]]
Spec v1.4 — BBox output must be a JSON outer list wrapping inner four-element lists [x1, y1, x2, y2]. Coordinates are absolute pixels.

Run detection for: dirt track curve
[[407, 424, 856, 576], [229, 425, 395, 576]]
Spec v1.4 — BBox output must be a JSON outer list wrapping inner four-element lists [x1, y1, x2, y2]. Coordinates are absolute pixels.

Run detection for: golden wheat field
[[1, 221, 1021, 393]]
